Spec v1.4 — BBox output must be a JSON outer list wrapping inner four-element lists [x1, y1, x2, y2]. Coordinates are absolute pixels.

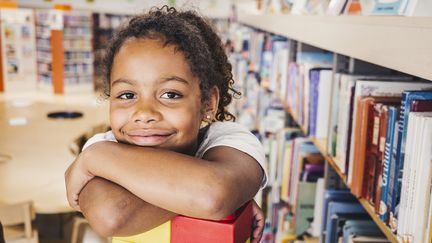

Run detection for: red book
[[374, 105, 389, 213], [171, 201, 253, 243], [410, 100, 432, 112]]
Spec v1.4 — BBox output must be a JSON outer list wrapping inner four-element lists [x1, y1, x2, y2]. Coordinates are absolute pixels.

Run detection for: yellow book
[[112, 221, 171, 243]]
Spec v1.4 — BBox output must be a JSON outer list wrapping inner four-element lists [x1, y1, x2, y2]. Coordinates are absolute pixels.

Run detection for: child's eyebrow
[[159, 76, 190, 85], [111, 78, 134, 87]]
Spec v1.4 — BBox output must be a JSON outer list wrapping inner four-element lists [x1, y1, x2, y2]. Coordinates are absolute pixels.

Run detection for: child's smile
[[109, 38, 205, 155], [123, 128, 176, 147]]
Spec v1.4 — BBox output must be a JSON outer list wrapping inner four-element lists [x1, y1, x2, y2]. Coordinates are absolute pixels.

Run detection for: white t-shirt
[[83, 121, 268, 188]]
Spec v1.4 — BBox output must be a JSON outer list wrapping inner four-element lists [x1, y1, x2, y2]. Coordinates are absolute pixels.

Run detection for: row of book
[[241, 0, 432, 16], [227, 22, 432, 242]]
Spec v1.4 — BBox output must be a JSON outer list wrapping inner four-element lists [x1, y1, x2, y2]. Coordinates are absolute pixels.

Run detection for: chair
[[70, 216, 109, 243], [0, 201, 38, 243]]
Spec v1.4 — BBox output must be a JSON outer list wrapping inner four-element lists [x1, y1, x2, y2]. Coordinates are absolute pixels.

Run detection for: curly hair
[[102, 5, 240, 121]]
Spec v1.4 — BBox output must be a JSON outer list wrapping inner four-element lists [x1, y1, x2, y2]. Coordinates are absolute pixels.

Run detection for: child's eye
[[117, 92, 136, 100], [160, 92, 182, 99]]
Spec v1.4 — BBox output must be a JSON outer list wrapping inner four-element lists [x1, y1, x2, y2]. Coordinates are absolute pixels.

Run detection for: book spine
[[309, 70, 319, 137], [380, 106, 397, 222], [365, 106, 381, 203], [374, 105, 388, 213]]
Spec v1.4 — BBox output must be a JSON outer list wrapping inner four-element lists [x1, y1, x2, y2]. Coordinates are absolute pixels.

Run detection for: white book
[[397, 111, 418, 240], [316, 69, 333, 139], [404, 0, 432, 16], [268, 137, 279, 187], [336, 74, 358, 178], [310, 178, 325, 237], [411, 113, 432, 243]]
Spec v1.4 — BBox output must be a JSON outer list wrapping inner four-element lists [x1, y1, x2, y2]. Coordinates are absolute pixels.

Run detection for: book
[[309, 68, 333, 139], [328, 73, 341, 157], [342, 220, 385, 243], [346, 79, 428, 187], [404, 0, 432, 16], [324, 202, 367, 243], [295, 182, 317, 235], [390, 90, 432, 231], [320, 190, 356, 243], [349, 235, 390, 242], [371, 0, 409, 15], [363, 100, 400, 202], [380, 106, 398, 222], [373, 104, 390, 213], [350, 96, 400, 198], [172, 201, 253, 243], [310, 178, 325, 237], [411, 100, 432, 111], [397, 112, 432, 242]]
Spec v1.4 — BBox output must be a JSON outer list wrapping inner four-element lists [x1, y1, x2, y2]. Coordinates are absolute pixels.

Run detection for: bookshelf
[[232, 13, 432, 243], [238, 13, 432, 81], [285, 100, 397, 243], [35, 9, 94, 94]]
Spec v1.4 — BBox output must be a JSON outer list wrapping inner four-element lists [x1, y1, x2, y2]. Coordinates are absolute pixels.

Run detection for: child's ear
[[205, 86, 219, 122]]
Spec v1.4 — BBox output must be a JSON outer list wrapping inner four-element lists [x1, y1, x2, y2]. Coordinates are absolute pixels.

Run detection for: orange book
[[351, 97, 400, 198], [351, 97, 373, 197]]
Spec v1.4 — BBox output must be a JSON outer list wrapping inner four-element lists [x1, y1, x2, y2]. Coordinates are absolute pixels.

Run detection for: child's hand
[[64, 151, 95, 212], [251, 200, 265, 243]]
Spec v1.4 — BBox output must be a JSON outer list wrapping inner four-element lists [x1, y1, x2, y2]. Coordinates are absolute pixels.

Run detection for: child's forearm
[[79, 177, 177, 237], [81, 141, 262, 220]]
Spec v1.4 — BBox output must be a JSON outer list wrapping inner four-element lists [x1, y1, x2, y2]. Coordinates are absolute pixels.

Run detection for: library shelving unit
[[238, 13, 432, 243], [92, 12, 131, 91], [0, 5, 37, 93], [35, 7, 94, 94]]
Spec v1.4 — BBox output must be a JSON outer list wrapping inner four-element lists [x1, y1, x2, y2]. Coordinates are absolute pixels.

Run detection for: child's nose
[[132, 101, 162, 124]]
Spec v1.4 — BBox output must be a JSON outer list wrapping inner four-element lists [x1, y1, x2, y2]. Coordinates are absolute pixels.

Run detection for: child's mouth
[[126, 130, 174, 146]]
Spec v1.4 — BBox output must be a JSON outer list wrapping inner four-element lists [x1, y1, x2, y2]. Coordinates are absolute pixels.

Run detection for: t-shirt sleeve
[[82, 131, 117, 151], [197, 122, 268, 188]]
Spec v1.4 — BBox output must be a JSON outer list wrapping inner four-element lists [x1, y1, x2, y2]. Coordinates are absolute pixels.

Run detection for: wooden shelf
[[311, 138, 347, 182], [238, 13, 432, 81], [358, 199, 398, 243]]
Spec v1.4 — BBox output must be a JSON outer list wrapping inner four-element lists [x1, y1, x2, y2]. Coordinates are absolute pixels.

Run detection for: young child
[[64, 6, 267, 242]]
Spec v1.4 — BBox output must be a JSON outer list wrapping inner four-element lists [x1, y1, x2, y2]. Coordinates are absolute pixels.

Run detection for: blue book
[[342, 220, 383, 243], [380, 106, 398, 222], [320, 190, 356, 243], [309, 69, 320, 137], [372, 0, 409, 15], [325, 202, 367, 243], [389, 90, 432, 231]]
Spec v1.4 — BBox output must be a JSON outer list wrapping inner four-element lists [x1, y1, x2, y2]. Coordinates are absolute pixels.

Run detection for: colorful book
[[380, 106, 398, 222], [346, 79, 427, 186], [373, 104, 389, 213], [379, 107, 399, 222], [350, 96, 400, 198]]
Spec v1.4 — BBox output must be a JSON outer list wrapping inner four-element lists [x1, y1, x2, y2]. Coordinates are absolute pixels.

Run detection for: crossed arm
[[65, 141, 264, 239]]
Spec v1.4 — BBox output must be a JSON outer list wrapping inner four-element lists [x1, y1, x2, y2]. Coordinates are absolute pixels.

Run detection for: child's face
[[109, 38, 204, 155]]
